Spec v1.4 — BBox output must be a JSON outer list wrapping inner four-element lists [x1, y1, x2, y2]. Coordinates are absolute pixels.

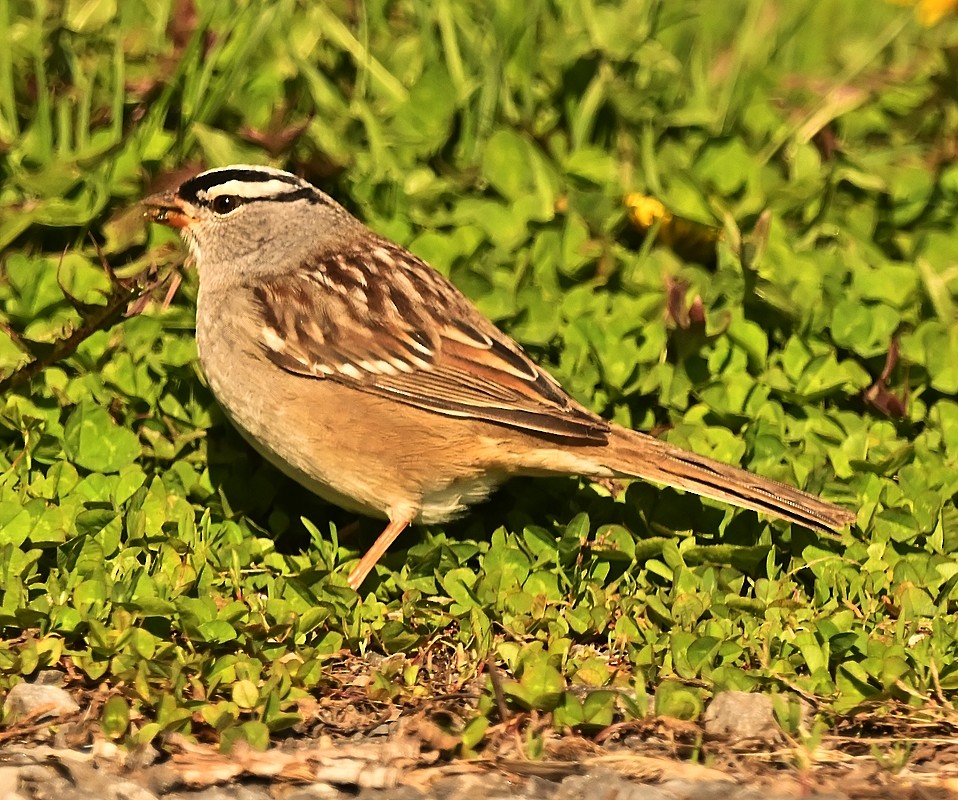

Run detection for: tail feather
[[596, 426, 856, 533]]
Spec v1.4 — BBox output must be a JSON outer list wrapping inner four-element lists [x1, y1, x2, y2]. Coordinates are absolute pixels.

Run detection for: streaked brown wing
[[252, 240, 609, 443]]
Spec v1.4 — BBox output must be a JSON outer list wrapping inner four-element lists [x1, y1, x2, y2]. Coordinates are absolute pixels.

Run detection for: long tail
[[591, 425, 856, 533]]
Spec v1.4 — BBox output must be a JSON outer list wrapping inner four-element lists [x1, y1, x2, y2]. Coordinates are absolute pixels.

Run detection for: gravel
[[0, 684, 948, 799]]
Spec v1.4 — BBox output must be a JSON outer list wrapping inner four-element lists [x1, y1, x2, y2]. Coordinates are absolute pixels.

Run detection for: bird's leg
[[347, 517, 410, 590]]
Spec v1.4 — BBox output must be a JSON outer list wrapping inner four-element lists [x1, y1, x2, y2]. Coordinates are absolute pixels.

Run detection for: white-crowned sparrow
[[144, 165, 856, 590]]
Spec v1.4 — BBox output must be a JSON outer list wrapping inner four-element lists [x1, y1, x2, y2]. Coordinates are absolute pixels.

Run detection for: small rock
[[123, 743, 162, 771], [15, 765, 73, 800], [702, 691, 782, 744], [284, 783, 347, 800], [355, 785, 423, 800], [659, 778, 739, 800], [34, 670, 67, 687], [0, 766, 21, 796], [519, 776, 559, 799], [163, 786, 272, 800], [129, 766, 179, 797], [3, 682, 80, 723], [431, 773, 514, 800], [105, 780, 158, 800], [555, 771, 669, 800]]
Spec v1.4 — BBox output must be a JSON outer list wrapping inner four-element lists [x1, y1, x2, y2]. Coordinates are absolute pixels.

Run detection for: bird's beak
[[142, 191, 194, 230]]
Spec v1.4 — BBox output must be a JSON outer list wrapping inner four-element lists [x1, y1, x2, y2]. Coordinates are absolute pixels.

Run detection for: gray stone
[[33, 670, 67, 687], [519, 776, 559, 798], [354, 786, 424, 800], [554, 772, 670, 800], [658, 778, 740, 799], [123, 743, 161, 771], [15, 765, 74, 800], [431, 773, 515, 800], [3, 682, 80, 723], [284, 784, 349, 800], [103, 781, 158, 800], [0, 767, 21, 795], [163, 786, 272, 800], [127, 766, 179, 797], [702, 691, 782, 744], [0, 766, 26, 800]]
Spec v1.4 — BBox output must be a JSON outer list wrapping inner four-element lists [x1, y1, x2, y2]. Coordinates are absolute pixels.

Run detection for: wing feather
[[253, 240, 609, 443]]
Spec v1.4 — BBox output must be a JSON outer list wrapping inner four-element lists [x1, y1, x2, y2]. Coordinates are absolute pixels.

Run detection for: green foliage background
[[1, 0, 958, 749]]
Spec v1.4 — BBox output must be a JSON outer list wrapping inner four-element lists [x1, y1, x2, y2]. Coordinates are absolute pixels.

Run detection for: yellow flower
[[890, 0, 958, 26], [625, 193, 672, 229], [623, 193, 721, 267]]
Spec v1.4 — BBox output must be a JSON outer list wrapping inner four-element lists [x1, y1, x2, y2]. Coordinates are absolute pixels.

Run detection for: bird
[[143, 164, 856, 590]]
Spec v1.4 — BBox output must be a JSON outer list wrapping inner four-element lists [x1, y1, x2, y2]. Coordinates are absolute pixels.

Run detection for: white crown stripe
[[204, 179, 301, 200]]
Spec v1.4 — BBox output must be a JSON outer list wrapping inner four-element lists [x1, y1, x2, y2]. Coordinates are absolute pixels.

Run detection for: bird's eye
[[210, 194, 241, 215]]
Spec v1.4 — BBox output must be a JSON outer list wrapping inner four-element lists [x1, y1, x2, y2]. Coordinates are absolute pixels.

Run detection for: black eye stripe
[[204, 186, 322, 216], [258, 187, 321, 204]]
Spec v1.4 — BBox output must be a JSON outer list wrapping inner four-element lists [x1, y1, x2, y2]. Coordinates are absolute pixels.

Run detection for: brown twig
[[0, 287, 135, 394], [0, 239, 180, 394], [485, 656, 510, 723]]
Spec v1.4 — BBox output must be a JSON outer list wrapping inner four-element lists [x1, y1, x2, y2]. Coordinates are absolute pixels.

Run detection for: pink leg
[[347, 518, 410, 590]]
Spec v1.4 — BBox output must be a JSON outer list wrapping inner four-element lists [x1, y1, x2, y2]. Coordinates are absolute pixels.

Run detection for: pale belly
[[195, 305, 508, 525]]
